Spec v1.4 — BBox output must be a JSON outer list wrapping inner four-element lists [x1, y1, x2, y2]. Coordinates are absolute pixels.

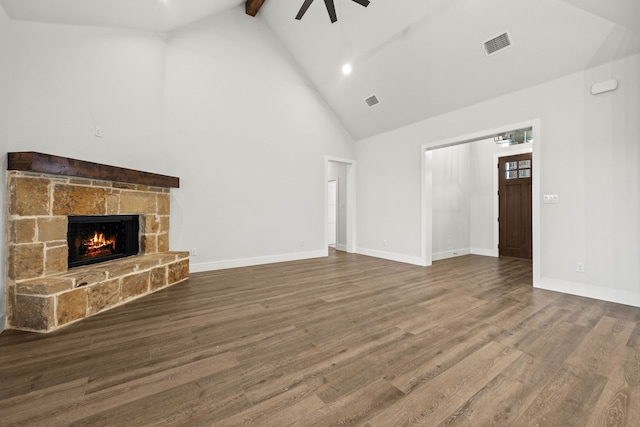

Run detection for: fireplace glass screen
[[67, 215, 140, 268]]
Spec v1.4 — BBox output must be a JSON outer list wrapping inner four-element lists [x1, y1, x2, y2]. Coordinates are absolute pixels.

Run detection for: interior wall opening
[[326, 157, 356, 254], [421, 120, 540, 286]]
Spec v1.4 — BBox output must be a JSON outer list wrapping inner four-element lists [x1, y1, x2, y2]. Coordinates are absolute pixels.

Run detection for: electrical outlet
[[190, 248, 197, 256], [95, 125, 102, 138], [576, 262, 584, 272]]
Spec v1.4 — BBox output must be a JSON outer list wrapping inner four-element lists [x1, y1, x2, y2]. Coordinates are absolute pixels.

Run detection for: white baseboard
[[536, 277, 640, 308], [432, 248, 470, 261], [470, 247, 498, 257], [189, 249, 328, 273], [356, 247, 427, 266], [335, 243, 348, 252]]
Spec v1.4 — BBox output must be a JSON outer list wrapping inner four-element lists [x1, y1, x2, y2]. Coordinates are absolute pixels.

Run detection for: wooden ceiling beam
[[245, 0, 267, 17]]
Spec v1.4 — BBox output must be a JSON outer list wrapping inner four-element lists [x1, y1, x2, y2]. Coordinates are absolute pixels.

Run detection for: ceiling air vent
[[483, 32, 512, 57], [365, 95, 380, 107]]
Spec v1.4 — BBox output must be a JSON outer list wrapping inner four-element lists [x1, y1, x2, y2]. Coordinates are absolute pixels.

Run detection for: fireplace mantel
[[8, 152, 180, 188], [5, 153, 188, 332]]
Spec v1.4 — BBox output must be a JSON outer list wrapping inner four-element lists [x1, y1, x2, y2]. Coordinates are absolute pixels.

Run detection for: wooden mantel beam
[[245, 0, 267, 17], [8, 152, 180, 188]]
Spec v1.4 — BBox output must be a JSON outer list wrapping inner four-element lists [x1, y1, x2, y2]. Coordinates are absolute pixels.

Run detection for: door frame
[[420, 119, 541, 286], [327, 177, 338, 248], [325, 156, 357, 254]]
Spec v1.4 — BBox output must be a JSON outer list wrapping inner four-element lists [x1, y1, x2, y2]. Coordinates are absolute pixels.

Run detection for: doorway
[[421, 119, 540, 285], [325, 157, 356, 253], [498, 152, 532, 259]]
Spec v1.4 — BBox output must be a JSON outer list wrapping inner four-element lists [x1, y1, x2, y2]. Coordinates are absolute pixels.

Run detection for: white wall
[[355, 131, 423, 265], [6, 22, 167, 172], [356, 53, 640, 307], [0, 6, 12, 331], [163, 8, 355, 271], [468, 139, 496, 256], [582, 54, 640, 302], [431, 143, 471, 260]]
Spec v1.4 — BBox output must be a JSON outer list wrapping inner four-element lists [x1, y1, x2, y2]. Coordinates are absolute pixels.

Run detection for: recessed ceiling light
[[342, 64, 352, 75]]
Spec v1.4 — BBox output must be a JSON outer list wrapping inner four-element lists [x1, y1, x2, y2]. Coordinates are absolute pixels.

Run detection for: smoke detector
[[483, 32, 512, 57]]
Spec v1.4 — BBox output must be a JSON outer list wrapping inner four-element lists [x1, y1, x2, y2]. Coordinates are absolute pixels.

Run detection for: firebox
[[67, 215, 140, 268]]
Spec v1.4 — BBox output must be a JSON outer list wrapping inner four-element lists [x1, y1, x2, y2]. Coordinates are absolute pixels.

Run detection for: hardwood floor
[[1, 250, 639, 426]]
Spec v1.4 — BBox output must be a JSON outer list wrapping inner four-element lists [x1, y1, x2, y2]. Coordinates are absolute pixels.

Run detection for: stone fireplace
[[5, 152, 189, 332]]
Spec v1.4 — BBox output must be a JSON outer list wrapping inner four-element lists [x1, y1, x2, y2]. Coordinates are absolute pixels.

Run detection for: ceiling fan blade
[[351, 0, 370, 7], [295, 0, 315, 20], [324, 0, 338, 23]]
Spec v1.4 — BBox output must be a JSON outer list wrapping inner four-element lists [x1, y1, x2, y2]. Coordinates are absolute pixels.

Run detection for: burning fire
[[81, 231, 116, 259]]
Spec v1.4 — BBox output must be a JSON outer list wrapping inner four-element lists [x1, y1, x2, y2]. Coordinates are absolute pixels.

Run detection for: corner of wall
[[0, 7, 11, 333], [0, 154, 7, 333], [356, 247, 428, 267]]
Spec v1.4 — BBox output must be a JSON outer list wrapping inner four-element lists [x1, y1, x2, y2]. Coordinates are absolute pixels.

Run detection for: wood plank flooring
[[1, 250, 639, 426]]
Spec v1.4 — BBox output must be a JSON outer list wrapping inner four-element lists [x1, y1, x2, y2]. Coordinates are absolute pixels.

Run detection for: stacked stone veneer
[[6, 171, 189, 332]]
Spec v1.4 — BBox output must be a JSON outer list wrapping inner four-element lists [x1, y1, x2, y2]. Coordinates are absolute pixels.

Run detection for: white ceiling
[[2, 0, 639, 140], [0, 0, 245, 33]]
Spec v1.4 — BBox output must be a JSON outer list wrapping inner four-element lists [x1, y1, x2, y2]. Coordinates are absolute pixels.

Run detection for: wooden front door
[[498, 153, 532, 259]]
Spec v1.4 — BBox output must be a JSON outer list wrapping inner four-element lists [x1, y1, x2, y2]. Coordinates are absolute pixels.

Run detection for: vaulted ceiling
[[2, 0, 639, 140]]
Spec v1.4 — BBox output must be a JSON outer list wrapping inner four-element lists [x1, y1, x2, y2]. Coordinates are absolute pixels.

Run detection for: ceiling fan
[[295, 0, 370, 23]]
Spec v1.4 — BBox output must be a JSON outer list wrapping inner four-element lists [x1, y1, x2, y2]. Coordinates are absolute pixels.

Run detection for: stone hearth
[[5, 152, 189, 332]]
